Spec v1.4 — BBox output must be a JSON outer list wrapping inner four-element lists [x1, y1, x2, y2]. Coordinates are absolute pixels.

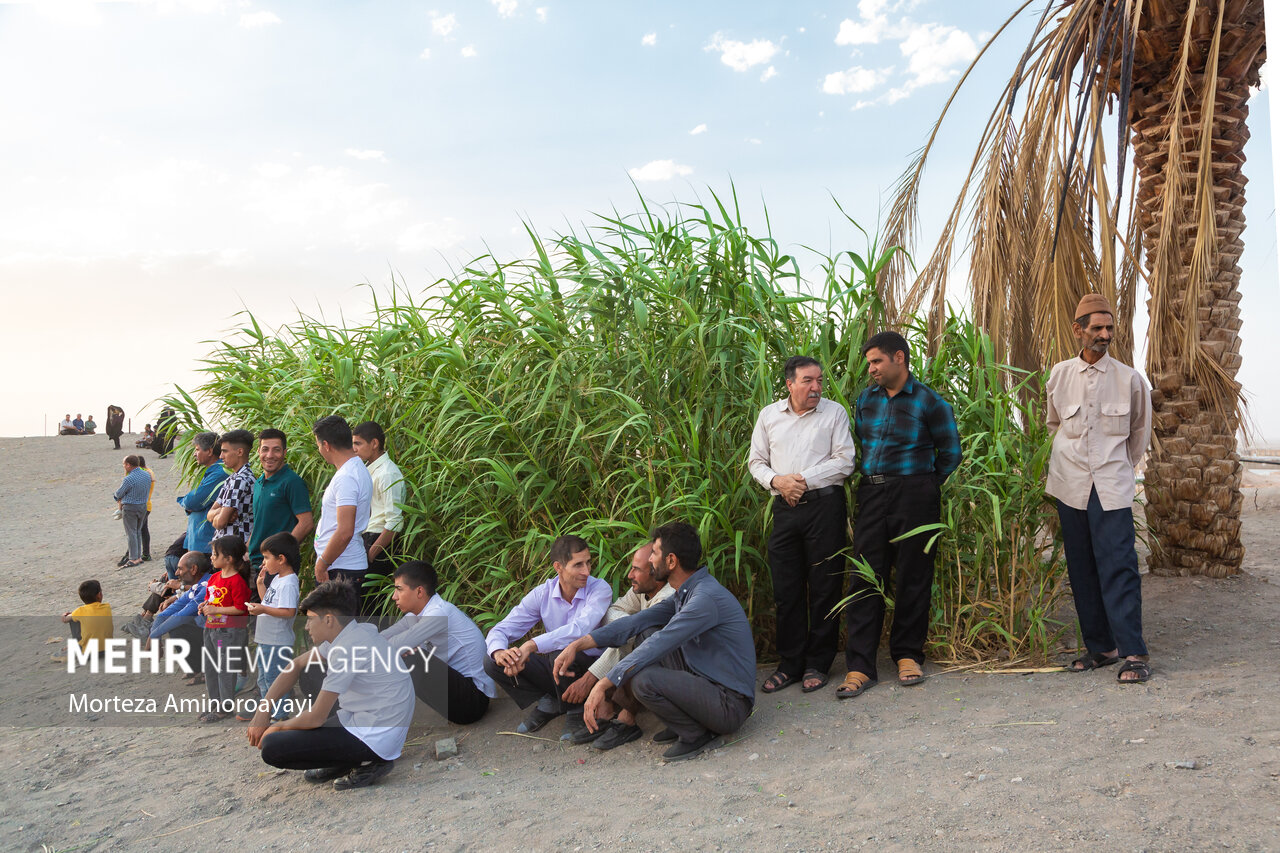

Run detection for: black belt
[[862, 473, 934, 486], [775, 485, 841, 507]]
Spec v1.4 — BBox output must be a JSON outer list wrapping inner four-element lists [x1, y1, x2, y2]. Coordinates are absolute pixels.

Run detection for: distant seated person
[[72, 414, 86, 434], [59, 414, 78, 435], [483, 534, 611, 744], [136, 424, 156, 449], [62, 579, 113, 653], [381, 560, 495, 725], [83, 415, 97, 435], [248, 580, 415, 791]]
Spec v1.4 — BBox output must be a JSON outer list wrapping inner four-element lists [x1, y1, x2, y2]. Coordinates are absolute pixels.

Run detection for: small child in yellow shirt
[[62, 579, 114, 652]]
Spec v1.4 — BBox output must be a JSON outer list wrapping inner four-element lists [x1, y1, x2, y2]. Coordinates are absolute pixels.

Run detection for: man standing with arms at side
[[113, 456, 151, 567], [748, 356, 856, 694], [840, 331, 961, 699], [1047, 294, 1153, 683], [177, 432, 228, 555], [352, 421, 405, 579], [246, 428, 314, 588], [311, 415, 373, 612]]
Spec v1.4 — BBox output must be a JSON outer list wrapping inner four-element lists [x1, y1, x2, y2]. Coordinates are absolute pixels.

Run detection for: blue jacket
[[150, 573, 213, 638], [177, 463, 228, 553]]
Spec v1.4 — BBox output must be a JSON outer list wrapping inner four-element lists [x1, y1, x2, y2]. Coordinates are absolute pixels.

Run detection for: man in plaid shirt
[[838, 331, 962, 699], [208, 429, 256, 546]]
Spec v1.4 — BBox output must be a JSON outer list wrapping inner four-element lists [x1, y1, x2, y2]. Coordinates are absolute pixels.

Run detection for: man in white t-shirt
[[311, 415, 373, 615], [248, 580, 415, 791], [382, 559, 494, 725]]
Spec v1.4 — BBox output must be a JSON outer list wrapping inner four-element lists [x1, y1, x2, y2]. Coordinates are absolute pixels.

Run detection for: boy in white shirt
[[246, 532, 301, 721]]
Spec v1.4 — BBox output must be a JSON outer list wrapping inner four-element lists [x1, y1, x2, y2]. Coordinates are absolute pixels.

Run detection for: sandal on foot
[[897, 658, 925, 686], [1066, 652, 1121, 672], [836, 671, 876, 700], [800, 669, 829, 693], [762, 670, 798, 694], [197, 712, 226, 723], [183, 675, 204, 686], [1117, 659, 1151, 684]]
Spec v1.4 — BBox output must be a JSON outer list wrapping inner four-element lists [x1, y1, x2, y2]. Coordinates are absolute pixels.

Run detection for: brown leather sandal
[[835, 671, 876, 700], [897, 658, 925, 686]]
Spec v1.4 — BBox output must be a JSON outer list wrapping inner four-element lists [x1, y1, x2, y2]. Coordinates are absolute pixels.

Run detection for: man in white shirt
[[248, 580, 415, 791], [311, 415, 374, 615], [352, 420, 406, 580], [483, 534, 611, 744], [381, 559, 494, 724], [1046, 293, 1153, 684], [748, 356, 856, 694]]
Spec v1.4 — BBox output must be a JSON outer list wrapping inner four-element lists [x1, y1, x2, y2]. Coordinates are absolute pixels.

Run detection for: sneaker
[[143, 554, 153, 561], [662, 731, 724, 762], [590, 721, 643, 751], [561, 713, 604, 745], [333, 759, 394, 790], [516, 706, 562, 734], [304, 766, 353, 784], [652, 727, 678, 744]]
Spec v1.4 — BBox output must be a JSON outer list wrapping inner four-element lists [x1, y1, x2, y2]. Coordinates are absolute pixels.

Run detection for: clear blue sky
[[2, 1, 1275, 440]]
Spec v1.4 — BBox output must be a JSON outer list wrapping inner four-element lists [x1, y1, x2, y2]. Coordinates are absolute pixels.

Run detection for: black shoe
[[516, 706, 562, 734], [662, 732, 724, 762], [333, 759, 394, 790], [652, 727, 678, 744], [117, 554, 130, 568], [590, 721, 643, 751], [303, 765, 353, 783], [562, 714, 604, 745]]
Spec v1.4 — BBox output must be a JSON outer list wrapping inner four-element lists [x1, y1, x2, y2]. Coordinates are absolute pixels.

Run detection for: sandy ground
[[2, 436, 1279, 853]]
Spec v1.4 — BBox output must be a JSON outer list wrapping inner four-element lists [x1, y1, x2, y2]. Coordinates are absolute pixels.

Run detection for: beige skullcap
[[1074, 293, 1113, 321]]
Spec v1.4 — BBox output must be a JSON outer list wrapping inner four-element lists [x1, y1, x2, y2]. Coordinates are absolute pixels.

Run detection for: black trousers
[[768, 489, 848, 677], [483, 650, 596, 715], [261, 725, 382, 770], [1057, 488, 1147, 658], [845, 474, 940, 679], [329, 569, 380, 624], [401, 650, 491, 725]]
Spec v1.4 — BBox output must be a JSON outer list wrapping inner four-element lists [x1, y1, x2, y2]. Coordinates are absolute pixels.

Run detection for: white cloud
[[419, 47, 432, 59], [238, 10, 281, 29], [492, 0, 517, 18], [461, 44, 477, 57], [705, 33, 778, 72], [628, 159, 693, 182], [254, 162, 291, 179], [344, 149, 386, 162], [642, 32, 657, 46], [746, 138, 762, 145], [431, 12, 457, 37], [398, 219, 463, 254], [899, 23, 976, 87], [689, 123, 707, 135], [535, 6, 547, 22], [760, 65, 777, 82], [822, 65, 889, 95]]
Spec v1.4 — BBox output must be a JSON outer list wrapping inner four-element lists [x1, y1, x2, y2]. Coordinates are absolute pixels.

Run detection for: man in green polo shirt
[[248, 428, 315, 588]]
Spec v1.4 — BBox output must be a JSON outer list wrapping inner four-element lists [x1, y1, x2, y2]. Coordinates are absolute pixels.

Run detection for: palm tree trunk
[[1130, 0, 1265, 577]]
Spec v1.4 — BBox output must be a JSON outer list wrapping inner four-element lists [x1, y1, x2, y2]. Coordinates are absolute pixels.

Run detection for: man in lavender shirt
[[483, 534, 612, 745]]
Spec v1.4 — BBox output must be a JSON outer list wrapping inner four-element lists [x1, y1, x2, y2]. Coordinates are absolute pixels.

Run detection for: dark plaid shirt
[[854, 375, 962, 481], [214, 463, 256, 545]]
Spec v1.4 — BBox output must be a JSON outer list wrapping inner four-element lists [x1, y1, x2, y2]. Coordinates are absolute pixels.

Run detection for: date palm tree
[[880, 0, 1266, 577]]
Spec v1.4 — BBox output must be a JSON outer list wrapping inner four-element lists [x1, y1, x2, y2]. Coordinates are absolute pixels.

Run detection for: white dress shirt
[[366, 453, 406, 535], [381, 594, 496, 697], [318, 620, 416, 760], [748, 397, 857, 494]]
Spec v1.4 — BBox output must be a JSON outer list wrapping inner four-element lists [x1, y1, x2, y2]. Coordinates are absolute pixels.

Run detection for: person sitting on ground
[[248, 580, 415, 791], [136, 424, 155, 449], [59, 414, 77, 436], [555, 522, 757, 762], [207, 429, 255, 546], [483, 534, 612, 744], [83, 415, 96, 435], [148, 551, 214, 684], [72, 414, 86, 434], [62, 579, 113, 653], [560, 543, 675, 751], [118, 564, 182, 639], [198, 535, 252, 723], [245, 533, 301, 722], [381, 559, 495, 725]]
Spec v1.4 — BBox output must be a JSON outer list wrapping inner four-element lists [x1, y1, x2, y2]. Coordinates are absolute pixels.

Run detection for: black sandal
[[800, 669, 828, 693], [1117, 659, 1151, 684], [761, 670, 797, 694], [1066, 652, 1120, 672]]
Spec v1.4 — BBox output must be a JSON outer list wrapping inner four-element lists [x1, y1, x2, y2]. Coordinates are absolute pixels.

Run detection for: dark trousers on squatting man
[[613, 652, 752, 744], [845, 473, 940, 679], [1057, 487, 1147, 658], [769, 486, 847, 679]]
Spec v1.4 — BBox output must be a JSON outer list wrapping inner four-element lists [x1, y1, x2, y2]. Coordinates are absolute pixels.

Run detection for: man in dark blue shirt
[[554, 522, 756, 762], [838, 331, 962, 699]]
